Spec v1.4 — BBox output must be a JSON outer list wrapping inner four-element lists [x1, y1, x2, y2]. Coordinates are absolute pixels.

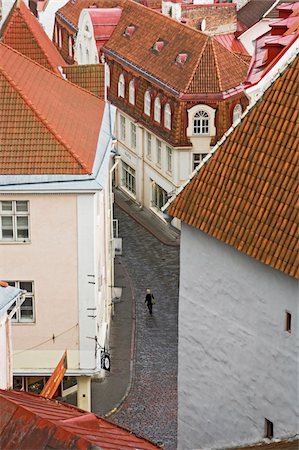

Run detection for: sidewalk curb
[[104, 258, 136, 418], [115, 198, 180, 248]]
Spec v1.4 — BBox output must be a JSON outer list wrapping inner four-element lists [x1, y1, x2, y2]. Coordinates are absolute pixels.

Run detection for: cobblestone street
[[111, 206, 179, 450]]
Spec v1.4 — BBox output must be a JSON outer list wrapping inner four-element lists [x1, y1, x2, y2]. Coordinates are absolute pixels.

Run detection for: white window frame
[[129, 79, 135, 105], [156, 139, 161, 166], [105, 64, 110, 88], [118, 74, 125, 98], [154, 97, 161, 123], [187, 104, 216, 137], [193, 110, 209, 134], [54, 25, 58, 45], [164, 103, 171, 130], [130, 122, 136, 148], [68, 36, 73, 57], [151, 182, 168, 210], [144, 90, 151, 116], [0, 200, 30, 242], [146, 132, 152, 158], [233, 103, 242, 123], [193, 153, 208, 170], [122, 162, 136, 195], [7, 281, 35, 323], [58, 27, 62, 48], [166, 146, 172, 172], [120, 115, 126, 141]]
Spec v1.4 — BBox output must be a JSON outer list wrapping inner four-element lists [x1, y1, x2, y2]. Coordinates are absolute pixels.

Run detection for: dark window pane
[[19, 282, 32, 292]]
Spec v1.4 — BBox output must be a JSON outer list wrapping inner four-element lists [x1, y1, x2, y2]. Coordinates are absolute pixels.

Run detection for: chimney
[[162, 0, 172, 17], [171, 0, 181, 22]]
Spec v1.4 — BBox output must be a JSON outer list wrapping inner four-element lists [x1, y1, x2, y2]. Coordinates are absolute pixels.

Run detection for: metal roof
[[0, 286, 25, 316]]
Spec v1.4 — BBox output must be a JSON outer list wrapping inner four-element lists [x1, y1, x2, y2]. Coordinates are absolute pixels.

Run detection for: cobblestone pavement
[[110, 206, 179, 450]]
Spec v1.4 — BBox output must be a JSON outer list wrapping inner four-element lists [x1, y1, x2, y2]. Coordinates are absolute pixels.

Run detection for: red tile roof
[[103, 1, 249, 95], [237, 0, 277, 28], [0, 43, 104, 175], [62, 63, 105, 98], [168, 55, 299, 278], [1, 0, 65, 74], [0, 389, 160, 449]]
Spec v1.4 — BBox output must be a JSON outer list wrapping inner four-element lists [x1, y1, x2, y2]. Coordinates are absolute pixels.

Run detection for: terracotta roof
[[0, 389, 160, 449], [103, 1, 249, 95], [1, 0, 65, 74], [57, 0, 125, 30], [168, 55, 299, 278], [62, 63, 105, 98], [237, 0, 276, 28], [0, 43, 104, 175]]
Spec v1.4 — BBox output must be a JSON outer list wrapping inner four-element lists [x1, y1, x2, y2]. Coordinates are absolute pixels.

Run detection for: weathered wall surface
[[178, 223, 299, 449]]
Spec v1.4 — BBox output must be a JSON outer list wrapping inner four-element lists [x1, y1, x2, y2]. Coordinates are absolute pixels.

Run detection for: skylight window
[[176, 53, 188, 65], [124, 25, 136, 37], [152, 40, 165, 53]]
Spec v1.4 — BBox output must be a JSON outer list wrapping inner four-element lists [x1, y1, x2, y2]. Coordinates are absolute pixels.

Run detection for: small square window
[[285, 311, 291, 333], [264, 419, 273, 439]]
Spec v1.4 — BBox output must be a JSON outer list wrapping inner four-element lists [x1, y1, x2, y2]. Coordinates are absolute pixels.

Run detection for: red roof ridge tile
[[0, 49, 92, 174]]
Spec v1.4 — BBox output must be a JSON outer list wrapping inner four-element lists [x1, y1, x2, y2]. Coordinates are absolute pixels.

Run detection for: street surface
[[111, 206, 179, 450]]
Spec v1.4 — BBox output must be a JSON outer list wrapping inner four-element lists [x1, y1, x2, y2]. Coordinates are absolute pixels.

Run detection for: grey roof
[[0, 286, 25, 316]]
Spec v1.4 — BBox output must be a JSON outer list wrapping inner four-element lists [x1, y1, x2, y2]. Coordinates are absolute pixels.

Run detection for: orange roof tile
[[0, 389, 160, 449], [0, 43, 104, 175], [1, 0, 65, 74], [62, 63, 105, 98], [168, 55, 298, 278], [103, 0, 249, 95]]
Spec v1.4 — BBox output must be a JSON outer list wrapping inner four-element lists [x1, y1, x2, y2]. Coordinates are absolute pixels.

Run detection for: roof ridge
[[211, 38, 223, 92], [184, 36, 209, 93], [0, 63, 91, 174]]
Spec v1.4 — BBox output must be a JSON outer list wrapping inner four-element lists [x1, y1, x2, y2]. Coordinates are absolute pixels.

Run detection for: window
[[7, 281, 35, 323], [193, 110, 209, 134], [264, 419, 273, 439], [154, 97, 161, 122], [285, 311, 291, 333], [118, 74, 125, 98], [152, 182, 168, 210], [233, 103, 242, 123], [68, 36, 73, 57], [1, 200, 29, 242], [54, 25, 58, 45], [146, 132, 152, 158], [120, 115, 126, 141], [122, 162, 136, 195], [105, 64, 110, 88], [164, 103, 171, 130], [156, 139, 161, 166], [129, 79, 135, 105], [166, 146, 172, 172], [193, 153, 208, 170], [144, 90, 151, 116], [58, 27, 62, 48], [130, 123, 136, 148]]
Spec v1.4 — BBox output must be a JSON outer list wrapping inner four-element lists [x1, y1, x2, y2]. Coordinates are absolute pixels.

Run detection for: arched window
[[193, 110, 209, 134], [154, 97, 161, 122], [105, 64, 110, 87], [68, 36, 73, 57], [58, 28, 62, 48], [164, 103, 171, 130], [144, 90, 151, 116], [118, 74, 125, 98], [233, 103, 242, 123], [129, 79, 135, 105], [54, 25, 58, 45]]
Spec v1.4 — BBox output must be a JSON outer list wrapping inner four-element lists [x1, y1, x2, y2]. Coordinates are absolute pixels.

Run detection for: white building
[[166, 53, 299, 448], [0, 43, 115, 410]]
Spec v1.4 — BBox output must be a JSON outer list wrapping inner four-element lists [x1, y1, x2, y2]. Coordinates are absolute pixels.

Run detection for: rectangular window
[[0, 200, 29, 242], [264, 419, 273, 439], [167, 146, 172, 172], [285, 311, 291, 333], [156, 139, 161, 166], [151, 182, 168, 210], [130, 123, 136, 149], [120, 115, 126, 141], [193, 153, 208, 170], [146, 131, 151, 158], [7, 281, 35, 323], [122, 162, 136, 195]]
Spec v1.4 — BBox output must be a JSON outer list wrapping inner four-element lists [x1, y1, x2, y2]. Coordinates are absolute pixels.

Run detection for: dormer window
[[233, 103, 242, 124], [118, 74, 125, 98], [152, 40, 165, 53], [124, 25, 136, 37], [144, 90, 151, 116], [129, 79, 135, 105], [193, 110, 209, 134], [164, 103, 171, 130], [154, 97, 161, 123], [176, 53, 188, 65]]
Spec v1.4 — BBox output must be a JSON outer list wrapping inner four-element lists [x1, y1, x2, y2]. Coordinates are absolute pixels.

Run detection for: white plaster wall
[[38, 0, 69, 38], [0, 194, 79, 371], [75, 10, 98, 64], [178, 224, 299, 449], [239, 20, 272, 55]]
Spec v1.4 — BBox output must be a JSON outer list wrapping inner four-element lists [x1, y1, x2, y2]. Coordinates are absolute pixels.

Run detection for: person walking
[[145, 288, 155, 315]]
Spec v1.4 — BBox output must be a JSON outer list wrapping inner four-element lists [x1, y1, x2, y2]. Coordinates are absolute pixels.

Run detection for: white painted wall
[[178, 223, 299, 449], [75, 9, 99, 64], [239, 19, 272, 55], [38, 0, 69, 39]]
